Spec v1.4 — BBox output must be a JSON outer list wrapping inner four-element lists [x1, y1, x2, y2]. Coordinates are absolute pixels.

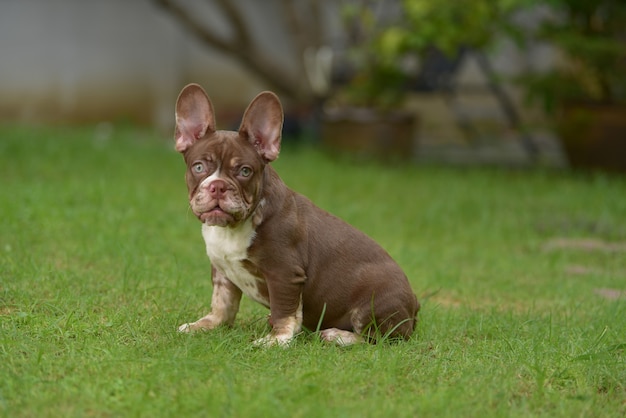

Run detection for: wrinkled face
[[184, 131, 266, 227]]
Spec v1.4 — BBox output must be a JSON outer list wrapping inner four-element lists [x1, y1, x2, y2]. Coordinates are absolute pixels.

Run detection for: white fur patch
[[199, 170, 220, 188], [202, 220, 269, 306]]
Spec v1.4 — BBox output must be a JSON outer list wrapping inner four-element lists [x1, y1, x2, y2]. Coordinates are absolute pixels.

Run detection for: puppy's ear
[[174, 84, 216, 153], [239, 91, 284, 162]]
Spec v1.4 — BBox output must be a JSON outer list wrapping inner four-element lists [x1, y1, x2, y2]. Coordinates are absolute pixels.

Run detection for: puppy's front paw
[[253, 333, 293, 348], [178, 323, 194, 333], [320, 328, 363, 346], [177, 316, 222, 333]]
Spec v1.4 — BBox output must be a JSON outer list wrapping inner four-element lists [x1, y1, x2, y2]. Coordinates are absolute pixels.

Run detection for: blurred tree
[[153, 0, 332, 104]]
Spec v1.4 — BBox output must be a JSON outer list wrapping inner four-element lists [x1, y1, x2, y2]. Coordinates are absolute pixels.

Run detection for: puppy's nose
[[208, 179, 228, 199]]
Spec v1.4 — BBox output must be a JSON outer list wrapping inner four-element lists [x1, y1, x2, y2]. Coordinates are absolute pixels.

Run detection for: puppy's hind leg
[[353, 291, 419, 343]]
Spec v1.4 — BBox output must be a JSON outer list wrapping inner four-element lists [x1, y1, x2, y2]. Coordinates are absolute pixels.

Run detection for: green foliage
[[338, 3, 411, 109], [519, 0, 626, 111], [2, 125, 626, 417], [342, 0, 626, 113], [380, 0, 529, 56], [340, 61, 408, 109], [339, 0, 532, 109]]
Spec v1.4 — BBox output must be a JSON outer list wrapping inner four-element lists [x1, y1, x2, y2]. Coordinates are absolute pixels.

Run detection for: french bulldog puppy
[[175, 84, 419, 346]]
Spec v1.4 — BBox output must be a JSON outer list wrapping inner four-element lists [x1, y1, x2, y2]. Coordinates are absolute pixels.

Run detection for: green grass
[[1, 124, 625, 417]]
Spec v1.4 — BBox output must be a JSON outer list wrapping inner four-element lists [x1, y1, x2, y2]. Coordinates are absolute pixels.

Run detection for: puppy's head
[[174, 84, 283, 227]]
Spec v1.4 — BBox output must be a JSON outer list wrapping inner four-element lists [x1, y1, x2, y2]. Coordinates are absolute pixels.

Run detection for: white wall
[[0, 0, 287, 130]]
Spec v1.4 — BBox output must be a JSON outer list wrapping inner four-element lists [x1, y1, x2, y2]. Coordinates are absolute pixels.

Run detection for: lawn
[[1, 124, 625, 417]]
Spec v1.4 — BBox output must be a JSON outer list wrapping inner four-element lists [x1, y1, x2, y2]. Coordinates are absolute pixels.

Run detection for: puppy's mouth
[[199, 204, 236, 225]]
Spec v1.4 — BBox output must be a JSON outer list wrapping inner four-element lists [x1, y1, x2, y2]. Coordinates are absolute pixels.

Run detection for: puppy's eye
[[192, 162, 205, 174], [239, 166, 253, 178]]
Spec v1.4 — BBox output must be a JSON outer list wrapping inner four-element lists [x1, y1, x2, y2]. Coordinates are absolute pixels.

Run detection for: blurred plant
[[376, 0, 529, 57], [337, 0, 531, 109], [519, 0, 626, 112], [334, 2, 406, 109]]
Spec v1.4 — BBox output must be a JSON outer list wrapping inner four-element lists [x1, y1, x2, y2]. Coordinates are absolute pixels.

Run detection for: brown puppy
[[175, 84, 419, 346]]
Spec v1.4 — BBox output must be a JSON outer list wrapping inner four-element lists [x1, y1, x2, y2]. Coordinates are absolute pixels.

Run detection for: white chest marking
[[202, 220, 268, 306]]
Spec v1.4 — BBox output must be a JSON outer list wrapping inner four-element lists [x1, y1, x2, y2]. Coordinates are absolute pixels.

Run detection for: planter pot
[[321, 107, 417, 161], [558, 103, 626, 172]]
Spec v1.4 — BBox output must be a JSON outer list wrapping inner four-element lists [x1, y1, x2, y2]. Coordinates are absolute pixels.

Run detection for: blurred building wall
[[0, 0, 292, 130], [0, 0, 557, 162]]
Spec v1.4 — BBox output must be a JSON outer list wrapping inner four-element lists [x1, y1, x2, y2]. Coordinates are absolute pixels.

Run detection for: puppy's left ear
[[239, 91, 284, 162]]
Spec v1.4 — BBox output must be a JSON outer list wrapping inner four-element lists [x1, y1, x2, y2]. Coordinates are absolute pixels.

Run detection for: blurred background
[[1, 0, 624, 171]]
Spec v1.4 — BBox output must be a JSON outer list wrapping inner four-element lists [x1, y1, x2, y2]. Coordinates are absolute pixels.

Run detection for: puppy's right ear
[[174, 84, 216, 153]]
